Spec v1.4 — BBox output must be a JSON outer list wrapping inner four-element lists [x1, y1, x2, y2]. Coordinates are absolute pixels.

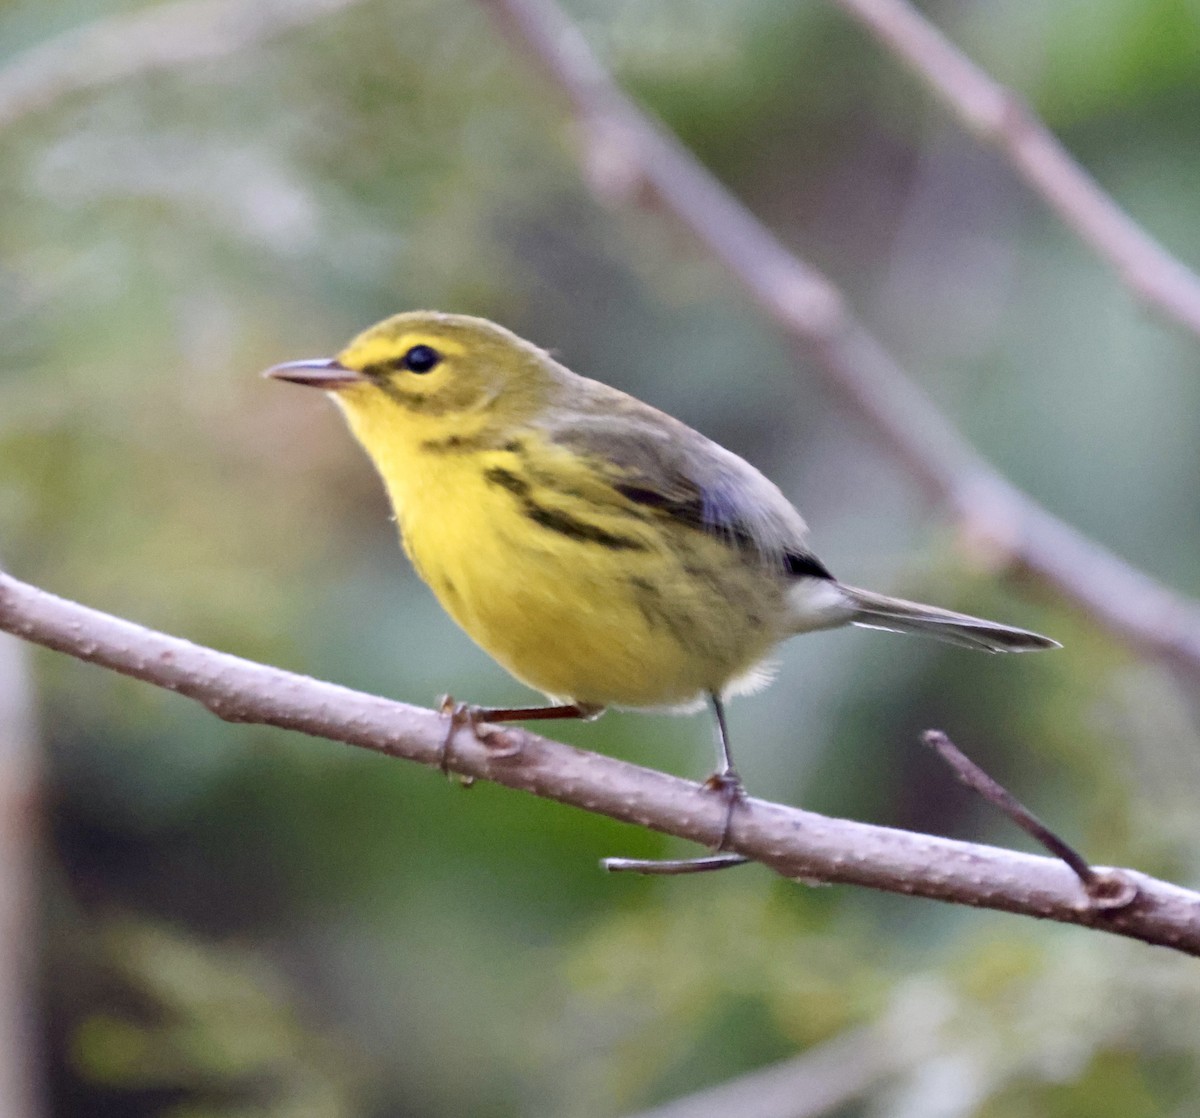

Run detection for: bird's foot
[[703, 767, 745, 851], [602, 768, 750, 876], [436, 695, 524, 785], [437, 696, 477, 786]]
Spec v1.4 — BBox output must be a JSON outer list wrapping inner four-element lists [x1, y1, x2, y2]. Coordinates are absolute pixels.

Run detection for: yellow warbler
[[266, 311, 1057, 800]]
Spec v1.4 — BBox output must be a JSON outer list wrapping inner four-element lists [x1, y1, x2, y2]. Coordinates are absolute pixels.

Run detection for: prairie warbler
[[267, 312, 1056, 833]]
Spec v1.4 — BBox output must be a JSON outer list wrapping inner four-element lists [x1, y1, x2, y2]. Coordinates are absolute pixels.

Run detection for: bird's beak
[[262, 358, 366, 388]]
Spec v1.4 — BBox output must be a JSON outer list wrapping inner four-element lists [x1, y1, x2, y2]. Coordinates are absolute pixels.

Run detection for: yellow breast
[[340, 404, 781, 708]]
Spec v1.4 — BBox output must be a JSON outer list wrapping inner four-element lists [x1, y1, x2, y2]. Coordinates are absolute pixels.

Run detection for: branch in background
[[0, 0, 362, 131], [2, 569, 1200, 956], [7, 0, 1192, 341], [474, 0, 1200, 685], [5, 0, 1200, 679], [622, 1025, 892, 1118], [0, 628, 42, 1118], [828, 0, 1200, 342]]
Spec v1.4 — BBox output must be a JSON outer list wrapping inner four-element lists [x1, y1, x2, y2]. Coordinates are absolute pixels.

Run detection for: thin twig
[[1, 569, 1196, 954], [828, 0, 1200, 341], [474, 0, 1200, 686], [0, 0, 363, 132], [603, 852, 749, 874], [922, 730, 1138, 911]]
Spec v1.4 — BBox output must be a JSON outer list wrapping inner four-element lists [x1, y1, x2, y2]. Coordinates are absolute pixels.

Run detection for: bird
[[265, 311, 1058, 849]]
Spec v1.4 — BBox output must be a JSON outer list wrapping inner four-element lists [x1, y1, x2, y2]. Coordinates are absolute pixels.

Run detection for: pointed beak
[[262, 358, 366, 389]]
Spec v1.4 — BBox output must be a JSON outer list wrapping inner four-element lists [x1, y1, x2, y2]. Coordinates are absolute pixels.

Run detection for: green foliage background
[[4, 0, 1200, 1114]]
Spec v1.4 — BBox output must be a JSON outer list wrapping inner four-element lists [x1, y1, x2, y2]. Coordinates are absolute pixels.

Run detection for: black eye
[[400, 344, 441, 374]]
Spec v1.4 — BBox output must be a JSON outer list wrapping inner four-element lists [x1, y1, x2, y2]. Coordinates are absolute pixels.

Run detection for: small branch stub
[[921, 729, 1139, 913]]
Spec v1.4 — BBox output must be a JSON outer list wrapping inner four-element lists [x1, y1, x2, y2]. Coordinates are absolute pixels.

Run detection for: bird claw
[[437, 695, 478, 786], [437, 696, 524, 784], [703, 768, 745, 850], [601, 770, 750, 874]]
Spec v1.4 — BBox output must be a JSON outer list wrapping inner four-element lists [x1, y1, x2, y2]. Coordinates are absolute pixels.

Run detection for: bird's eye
[[400, 344, 441, 374]]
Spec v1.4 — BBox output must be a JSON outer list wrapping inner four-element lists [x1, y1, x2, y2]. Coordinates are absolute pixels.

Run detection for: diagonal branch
[[7, 0, 1200, 680], [622, 1024, 893, 1118], [474, 0, 1200, 682], [921, 729, 1136, 909], [0, 0, 364, 132], [828, 0, 1200, 341], [2, 567, 1200, 956]]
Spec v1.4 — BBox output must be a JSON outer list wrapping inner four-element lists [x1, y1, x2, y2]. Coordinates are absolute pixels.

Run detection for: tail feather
[[838, 584, 1059, 654]]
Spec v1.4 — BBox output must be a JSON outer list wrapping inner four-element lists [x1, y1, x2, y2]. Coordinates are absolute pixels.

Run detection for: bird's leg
[[603, 692, 749, 875], [465, 703, 603, 724], [437, 697, 602, 781], [702, 692, 745, 849]]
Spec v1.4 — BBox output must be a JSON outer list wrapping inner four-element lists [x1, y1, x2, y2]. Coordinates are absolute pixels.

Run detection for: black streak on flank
[[485, 464, 647, 550], [523, 503, 646, 551], [422, 432, 494, 454], [483, 466, 530, 496], [629, 575, 693, 643]]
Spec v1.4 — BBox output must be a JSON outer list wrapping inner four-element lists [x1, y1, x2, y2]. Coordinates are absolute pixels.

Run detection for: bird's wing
[[539, 403, 833, 580]]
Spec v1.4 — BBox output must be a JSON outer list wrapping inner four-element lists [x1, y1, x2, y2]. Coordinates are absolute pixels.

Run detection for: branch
[[828, 0, 1200, 342], [921, 729, 1136, 909], [0, 630, 41, 1118], [622, 1025, 891, 1118], [9, 0, 1200, 681], [3, 568, 1200, 956], [474, 0, 1200, 684], [0, 0, 363, 132]]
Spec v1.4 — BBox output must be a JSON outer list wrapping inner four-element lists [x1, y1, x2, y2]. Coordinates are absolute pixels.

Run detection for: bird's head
[[265, 311, 562, 446]]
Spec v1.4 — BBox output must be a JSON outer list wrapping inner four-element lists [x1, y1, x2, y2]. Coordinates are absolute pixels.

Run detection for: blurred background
[[3, 0, 1200, 1114]]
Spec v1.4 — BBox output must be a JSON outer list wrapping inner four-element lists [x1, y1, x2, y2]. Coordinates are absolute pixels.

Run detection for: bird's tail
[[838, 584, 1059, 653]]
